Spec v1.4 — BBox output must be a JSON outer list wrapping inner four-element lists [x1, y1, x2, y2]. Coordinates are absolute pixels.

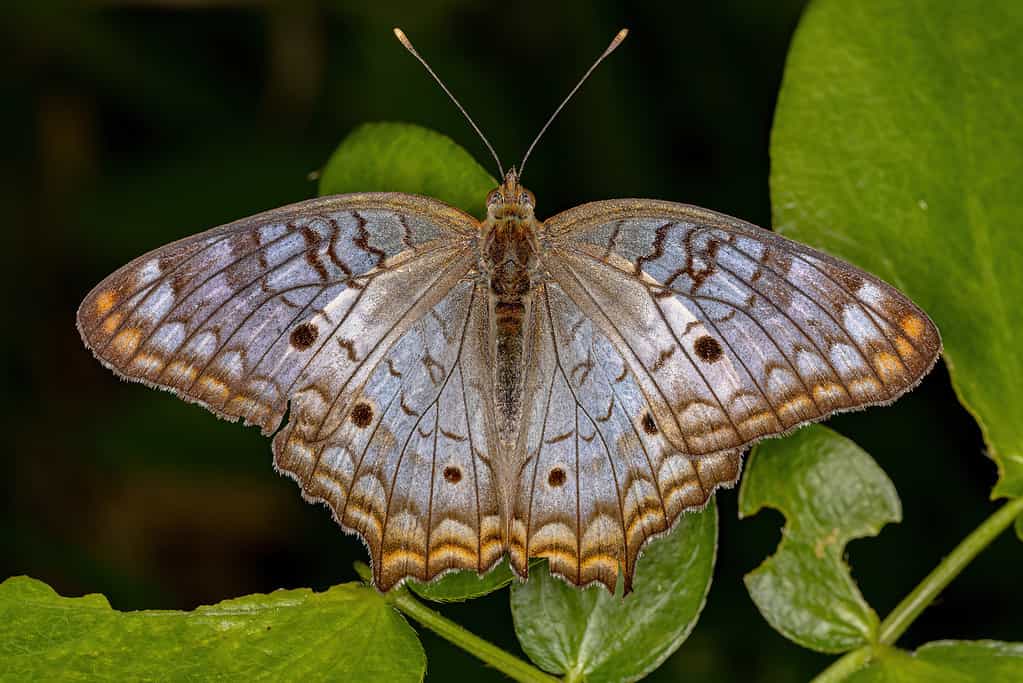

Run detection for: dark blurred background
[[4, 1, 1019, 681]]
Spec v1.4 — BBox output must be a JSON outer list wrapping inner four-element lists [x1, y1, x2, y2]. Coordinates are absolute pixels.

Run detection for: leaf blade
[[0, 576, 426, 682], [319, 122, 496, 219], [846, 641, 1023, 682], [408, 559, 519, 603], [510, 499, 717, 682], [770, 0, 1023, 497], [739, 425, 900, 653]]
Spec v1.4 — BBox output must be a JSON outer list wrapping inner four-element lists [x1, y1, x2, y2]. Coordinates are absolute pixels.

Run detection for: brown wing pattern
[[507, 282, 739, 594], [78, 194, 500, 590], [274, 279, 507, 590], [545, 200, 941, 456], [518, 199, 940, 592]]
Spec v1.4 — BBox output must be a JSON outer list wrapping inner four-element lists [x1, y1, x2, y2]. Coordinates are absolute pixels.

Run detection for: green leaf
[[509, 499, 717, 682], [0, 576, 425, 682], [739, 425, 900, 653], [319, 122, 497, 218], [770, 0, 1023, 497], [846, 641, 1023, 682], [408, 558, 518, 603]]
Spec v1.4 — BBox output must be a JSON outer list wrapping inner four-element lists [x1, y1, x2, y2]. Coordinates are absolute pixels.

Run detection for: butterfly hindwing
[[508, 280, 740, 593], [274, 279, 506, 590]]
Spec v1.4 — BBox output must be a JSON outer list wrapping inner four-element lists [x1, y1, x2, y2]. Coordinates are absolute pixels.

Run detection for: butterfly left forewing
[[78, 194, 478, 435]]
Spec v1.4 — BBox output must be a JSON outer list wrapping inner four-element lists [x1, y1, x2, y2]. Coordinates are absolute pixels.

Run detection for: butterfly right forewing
[[545, 199, 941, 456], [78, 193, 476, 434]]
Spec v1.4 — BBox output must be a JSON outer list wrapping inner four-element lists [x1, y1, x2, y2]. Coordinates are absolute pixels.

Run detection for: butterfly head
[[486, 169, 536, 222]]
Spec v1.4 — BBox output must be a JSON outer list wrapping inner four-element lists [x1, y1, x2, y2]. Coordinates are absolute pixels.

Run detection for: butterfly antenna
[[518, 28, 628, 178], [394, 28, 505, 178]]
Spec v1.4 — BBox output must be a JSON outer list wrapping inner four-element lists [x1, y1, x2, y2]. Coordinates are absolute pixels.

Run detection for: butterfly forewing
[[78, 194, 476, 434], [544, 199, 941, 450]]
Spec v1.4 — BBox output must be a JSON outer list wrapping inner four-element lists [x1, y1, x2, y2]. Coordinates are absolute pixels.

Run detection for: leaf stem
[[878, 496, 1023, 645], [809, 646, 873, 683], [812, 497, 1023, 682], [354, 563, 559, 683]]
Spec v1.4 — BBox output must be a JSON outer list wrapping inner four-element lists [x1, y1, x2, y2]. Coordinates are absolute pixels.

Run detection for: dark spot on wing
[[548, 467, 566, 487], [641, 412, 659, 435], [350, 402, 373, 428], [290, 322, 318, 350], [694, 335, 723, 363], [443, 466, 462, 484]]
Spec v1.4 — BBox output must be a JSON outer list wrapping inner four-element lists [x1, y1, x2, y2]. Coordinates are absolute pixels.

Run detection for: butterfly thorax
[[480, 171, 542, 445]]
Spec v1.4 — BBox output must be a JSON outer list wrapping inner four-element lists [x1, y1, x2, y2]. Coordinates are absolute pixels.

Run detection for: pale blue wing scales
[[78, 194, 497, 592], [508, 282, 740, 594], [78, 194, 474, 435], [275, 279, 504, 590], [545, 200, 941, 457]]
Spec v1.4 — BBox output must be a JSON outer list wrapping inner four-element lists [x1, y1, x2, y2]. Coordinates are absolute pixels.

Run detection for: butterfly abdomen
[[483, 213, 543, 448]]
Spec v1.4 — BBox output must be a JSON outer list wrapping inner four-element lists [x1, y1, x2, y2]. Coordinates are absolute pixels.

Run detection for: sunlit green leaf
[[0, 576, 425, 682], [771, 0, 1023, 497], [510, 500, 716, 682], [739, 426, 900, 653], [847, 641, 1023, 682], [319, 122, 496, 219]]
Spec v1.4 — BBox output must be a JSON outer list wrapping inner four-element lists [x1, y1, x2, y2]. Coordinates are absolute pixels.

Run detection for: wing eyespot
[[290, 322, 318, 350], [350, 401, 374, 428], [693, 335, 723, 363], [443, 465, 462, 484], [548, 467, 567, 487]]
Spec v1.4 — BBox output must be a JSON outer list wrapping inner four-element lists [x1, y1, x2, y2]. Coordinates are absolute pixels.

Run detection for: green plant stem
[[810, 646, 874, 683], [878, 496, 1023, 645], [354, 564, 559, 683], [811, 497, 1023, 682]]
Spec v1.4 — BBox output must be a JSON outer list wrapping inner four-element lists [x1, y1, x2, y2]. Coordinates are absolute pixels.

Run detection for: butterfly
[[77, 29, 940, 594]]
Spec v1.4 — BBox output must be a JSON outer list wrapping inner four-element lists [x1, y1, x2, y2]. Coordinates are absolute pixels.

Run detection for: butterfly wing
[[507, 280, 740, 593], [522, 199, 940, 592], [78, 193, 498, 589], [275, 278, 506, 590], [546, 199, 941, 451]]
